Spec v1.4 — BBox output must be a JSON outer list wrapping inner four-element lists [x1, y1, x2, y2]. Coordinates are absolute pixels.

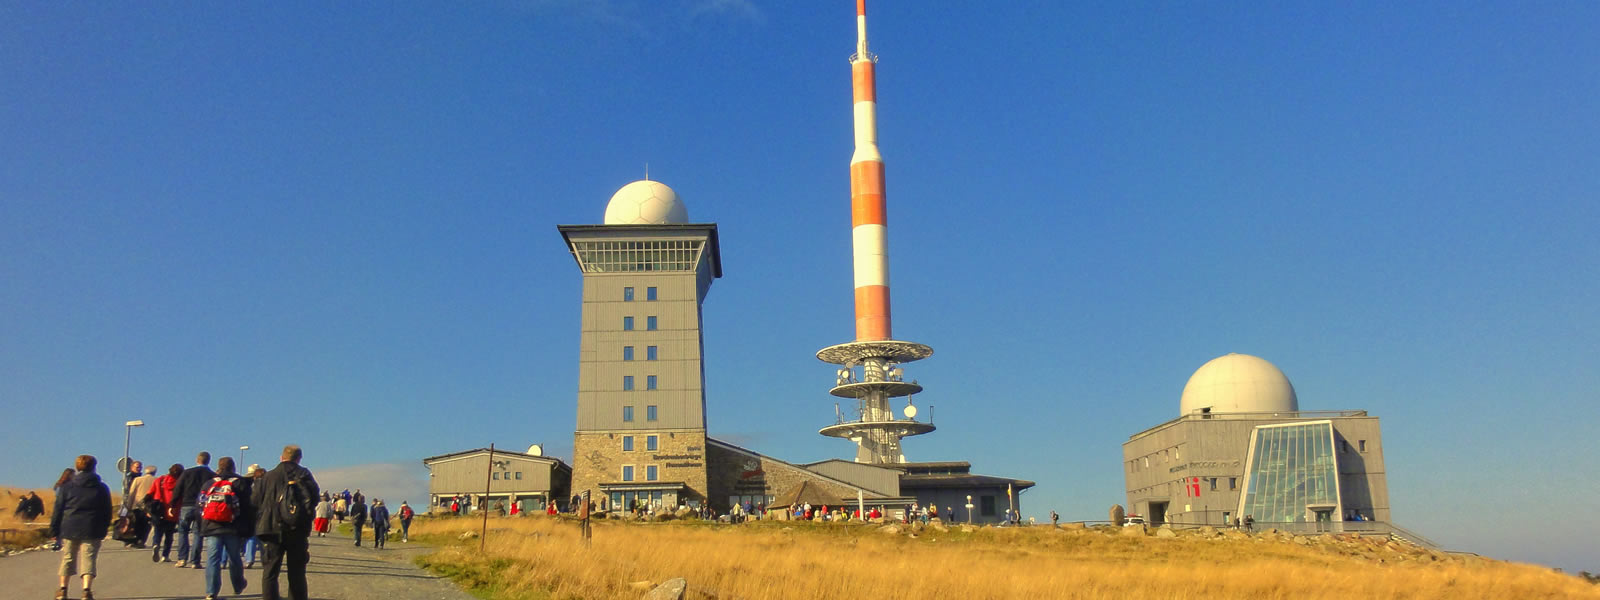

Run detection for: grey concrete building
[[559, 180, 721, 511], [1122, 353, 1391, 529], [422, 446, 571, 514]]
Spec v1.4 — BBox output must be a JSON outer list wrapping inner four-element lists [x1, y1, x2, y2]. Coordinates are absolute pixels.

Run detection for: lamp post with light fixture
[[122, 420, 144, 495], [240, 445, 249, 466]]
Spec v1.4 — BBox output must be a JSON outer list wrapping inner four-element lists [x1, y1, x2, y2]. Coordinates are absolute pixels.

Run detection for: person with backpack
[[398, 501, 414, 542], [50, 455, 112, 600], [173, 452, 217, 569], [349, 495, 368, 547], [251, 444, 319, 600], [149, 464, 182, 562], [369, 500, 390, 549], [199, 457, 252, 600]]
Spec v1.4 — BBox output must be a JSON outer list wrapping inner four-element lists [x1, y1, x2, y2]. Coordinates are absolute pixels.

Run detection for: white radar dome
[[1179, 353, 1299, 416], [603, 180, 688, 225]]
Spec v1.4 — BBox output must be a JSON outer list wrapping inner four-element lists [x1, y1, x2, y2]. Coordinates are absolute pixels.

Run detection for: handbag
[[113, 510, 139, 542]]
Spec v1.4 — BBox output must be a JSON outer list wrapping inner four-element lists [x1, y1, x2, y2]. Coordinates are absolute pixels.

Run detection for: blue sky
[[3, 0, 1596, 573]]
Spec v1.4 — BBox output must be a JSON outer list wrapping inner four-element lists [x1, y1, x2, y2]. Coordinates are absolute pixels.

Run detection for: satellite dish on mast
[[903, 404, 918, 419]]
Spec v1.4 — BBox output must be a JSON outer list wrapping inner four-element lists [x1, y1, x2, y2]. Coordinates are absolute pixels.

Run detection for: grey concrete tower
[[558, 180, 722, 508]]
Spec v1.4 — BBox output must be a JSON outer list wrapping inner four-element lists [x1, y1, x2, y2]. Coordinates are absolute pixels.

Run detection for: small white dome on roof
[[603, 180, 687, 225], [1179, 353, 1298, 415]]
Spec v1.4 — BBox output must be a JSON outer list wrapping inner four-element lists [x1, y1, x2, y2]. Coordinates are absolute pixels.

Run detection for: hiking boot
[[54, 586, 66, 600], [82, 591, 94, 600], [175, 561, 187, 568], [151, 549, 160, 562]]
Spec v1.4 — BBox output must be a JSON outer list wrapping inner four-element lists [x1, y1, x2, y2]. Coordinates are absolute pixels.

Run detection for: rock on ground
[[645, 577, 687, 600]]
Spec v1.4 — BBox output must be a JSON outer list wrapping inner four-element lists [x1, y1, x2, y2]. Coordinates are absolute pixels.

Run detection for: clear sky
[[3, 0, 1596, 574]]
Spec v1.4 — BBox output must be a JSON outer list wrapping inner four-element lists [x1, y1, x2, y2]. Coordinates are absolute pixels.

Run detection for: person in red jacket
[[149, 464, 182, 562]]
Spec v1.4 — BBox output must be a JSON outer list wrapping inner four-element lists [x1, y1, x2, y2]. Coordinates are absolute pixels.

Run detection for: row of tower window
[[622, 376, 658, 391], [620, 465, 658, 482], [622, 316, 658, 331], [622, 405, 659, 422], [620, 435, 659, 452], [622, 346, 658, 361], [622, 286, 658, 302]]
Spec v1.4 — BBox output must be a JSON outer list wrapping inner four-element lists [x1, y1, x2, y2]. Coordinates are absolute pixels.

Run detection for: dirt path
[[0, 534, 475, 600]]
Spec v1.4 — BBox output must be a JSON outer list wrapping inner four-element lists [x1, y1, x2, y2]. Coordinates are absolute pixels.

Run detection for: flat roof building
[[422, 446, 571, 514], [1123, 354, 1392, 530]]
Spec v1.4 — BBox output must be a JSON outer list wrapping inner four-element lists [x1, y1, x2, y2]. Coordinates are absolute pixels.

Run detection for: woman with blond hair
[[49, 455, 112, 600]]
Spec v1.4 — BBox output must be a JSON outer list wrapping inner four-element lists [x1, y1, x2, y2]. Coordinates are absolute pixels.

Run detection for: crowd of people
[[43, 445, 351, 600]]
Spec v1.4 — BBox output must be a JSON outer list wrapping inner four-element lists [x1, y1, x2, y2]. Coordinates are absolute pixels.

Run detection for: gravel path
[[0, 534, 475, 600]]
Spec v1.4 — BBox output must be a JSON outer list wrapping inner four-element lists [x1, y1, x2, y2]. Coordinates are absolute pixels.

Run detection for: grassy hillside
[[409, 516, 1599, 600]]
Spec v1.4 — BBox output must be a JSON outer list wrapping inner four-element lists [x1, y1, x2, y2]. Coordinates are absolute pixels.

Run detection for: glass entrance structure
[[1237, 420, 1341, 523]]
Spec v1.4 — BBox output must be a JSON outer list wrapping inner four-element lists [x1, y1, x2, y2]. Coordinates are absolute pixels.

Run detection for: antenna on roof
[[644, 163, 649, 181]]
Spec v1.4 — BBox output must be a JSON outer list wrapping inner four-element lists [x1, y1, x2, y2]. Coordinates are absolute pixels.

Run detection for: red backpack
[[400, 505, 414, 520], [202, 477, 240, 523]]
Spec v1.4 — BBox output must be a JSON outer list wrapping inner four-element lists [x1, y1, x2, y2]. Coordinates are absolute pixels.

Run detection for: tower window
[[623, 316, 634, 331], [647, 287, 658, 301], [623, 346, 634, 361], [621, 466, 634, 482], [647, 346, 658, 361], [647, 316, 658, 331], [646, 465, 658, 481], [646, 435, 658, 451], [1359, 440, 1367, 452], [647, 405, 658, 421], [647, 375, 657, 390], [1229, 477, 1238, 490], [622, 436, 634, 451], [1208, 478, 1218, 491], [623, 287, 634, 301], [623, 406, 634, 422], [623, 376, 634, 391]]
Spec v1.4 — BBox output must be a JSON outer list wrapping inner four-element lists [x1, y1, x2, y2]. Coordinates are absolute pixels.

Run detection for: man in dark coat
[[172, 451, 216, 568], [252, 445, 320, 600], [348, 495, 368, 547], [50, 454, 112, 600]]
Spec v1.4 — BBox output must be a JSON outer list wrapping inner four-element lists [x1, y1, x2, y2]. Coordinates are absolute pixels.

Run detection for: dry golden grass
[[409, 516, 1600, 600]]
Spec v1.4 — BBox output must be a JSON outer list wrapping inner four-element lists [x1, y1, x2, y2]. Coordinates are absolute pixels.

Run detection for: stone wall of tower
[[571, 430, 708, 508]]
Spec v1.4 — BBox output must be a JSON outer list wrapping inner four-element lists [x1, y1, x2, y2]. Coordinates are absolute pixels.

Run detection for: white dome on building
[[603, 180, 688, 225], [1178, 353, 1299, 415]]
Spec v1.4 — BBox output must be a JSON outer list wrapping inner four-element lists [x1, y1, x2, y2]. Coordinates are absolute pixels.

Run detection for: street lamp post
[[240, 445, 249, 466], [965, 494, 974, 525], [123, 420, 144, 494]]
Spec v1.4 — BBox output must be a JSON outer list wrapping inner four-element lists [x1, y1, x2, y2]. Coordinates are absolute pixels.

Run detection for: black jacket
[[199, 475, 254, 538], [48, 471, 112, 541], [174, 465, 217, 510], [251, 461, 319, 537], [349, 501, 367, 525]]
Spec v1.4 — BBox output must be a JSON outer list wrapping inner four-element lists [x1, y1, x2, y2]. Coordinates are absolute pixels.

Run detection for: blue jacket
[[49, 471, 112, 541], [370, 505, 389, 530]]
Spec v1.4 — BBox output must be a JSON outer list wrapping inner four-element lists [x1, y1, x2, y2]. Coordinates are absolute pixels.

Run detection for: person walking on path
[[312, 492, 333, 537], [251, 444, 320, 600], [369, 500, 390, 549], [127, 464, 157, 548], [200, 457, 252, 600], [348, 496, 368, 547], [398, 501, 414, 542], [49, 454, 112, 600], [333, 496, 347, 524], [149, 464, 181, 562], [242, 464, 265, 568], [173, 452, 217, 569], [18, 491, 46, 521]]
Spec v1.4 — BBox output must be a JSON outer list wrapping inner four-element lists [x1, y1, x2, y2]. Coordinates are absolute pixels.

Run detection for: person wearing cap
[[397, 501, 414, 542], [242, 464, 265, 567], [127, 464, 158, 548]]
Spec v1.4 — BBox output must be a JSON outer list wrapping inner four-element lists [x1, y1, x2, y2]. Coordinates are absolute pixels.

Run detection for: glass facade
[[574, 240, 704, 273], [1238, 421, 1341, 523]]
